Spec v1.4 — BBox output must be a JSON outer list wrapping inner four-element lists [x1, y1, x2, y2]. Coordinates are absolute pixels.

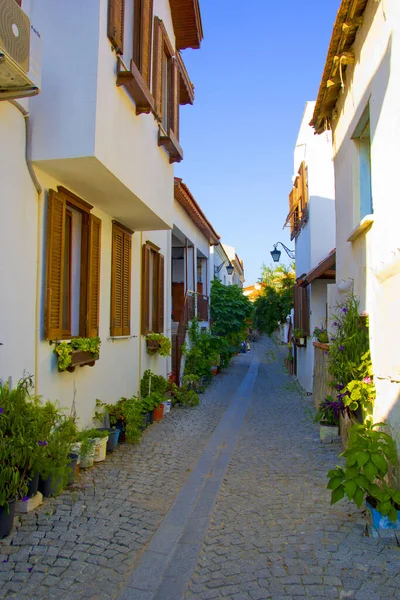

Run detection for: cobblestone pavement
[[185, 337, 400, 600], [0, 357, 247, 600], [2, 337, 400, 600]]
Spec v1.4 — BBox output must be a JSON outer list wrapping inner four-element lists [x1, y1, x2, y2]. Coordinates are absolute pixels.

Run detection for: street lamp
[[214, 261, 234, 275], [270, 242, 295, 262]]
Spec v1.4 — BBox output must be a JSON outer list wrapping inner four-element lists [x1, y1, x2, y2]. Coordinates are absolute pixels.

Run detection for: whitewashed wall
[[330, 0, 400, 436]]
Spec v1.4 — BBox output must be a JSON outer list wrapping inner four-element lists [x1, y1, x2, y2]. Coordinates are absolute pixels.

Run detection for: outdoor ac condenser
[[0, 0, 41, 100]]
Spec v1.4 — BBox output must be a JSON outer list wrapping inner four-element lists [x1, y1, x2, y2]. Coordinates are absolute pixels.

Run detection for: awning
[[302, 250, 336, 286]]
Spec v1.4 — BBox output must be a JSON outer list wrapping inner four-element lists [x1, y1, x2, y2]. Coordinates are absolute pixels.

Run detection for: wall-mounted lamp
[[270, 242, 295, 262], [214, 261, 234, 275]]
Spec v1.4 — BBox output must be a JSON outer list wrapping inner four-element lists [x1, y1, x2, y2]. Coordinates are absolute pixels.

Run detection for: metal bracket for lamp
[[270, 242, 295, 262], [214, 260, 234, 275]]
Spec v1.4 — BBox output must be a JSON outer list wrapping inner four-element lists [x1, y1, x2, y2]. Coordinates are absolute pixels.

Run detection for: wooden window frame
[[110, 221, 133, 337], [111, 0, 155, 115], [44, 188, 101, 341], [153, 18, 183, 164], [141, 241, 164, 335]]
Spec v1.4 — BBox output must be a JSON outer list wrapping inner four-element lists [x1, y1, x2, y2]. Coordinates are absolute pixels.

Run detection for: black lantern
[[226, 263, 234, 276], [270, 242, 295, 262], [270, 248, 281, 262]]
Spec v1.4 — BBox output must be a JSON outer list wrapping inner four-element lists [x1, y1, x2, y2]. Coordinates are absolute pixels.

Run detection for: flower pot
[[115, 420, 126, 443], [319, 423, 339, 443], [153, 404, 164, 421], [93, 436, 108, 462], [140, 414, 148, 432], [80, 441, 96, 469], [66, 453, 78, 486], [27, 472, 39, 498], [70, 442, 82, 465], [366, 499, 400, 538], [39, 468, 65, 498], [148, 410, 154, 425], [146, 339, 160, 355], [0, 499, 16, 539], [162, 400, 171, 414], [113, 428, 121, 445], [97, 428, 118, 453]]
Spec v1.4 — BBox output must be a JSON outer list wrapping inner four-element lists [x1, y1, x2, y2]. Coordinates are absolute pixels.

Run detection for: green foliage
[[210, 279, 253, 347], [311, 325, 329, 344], [123, 396, 144, 443], [327, 422, 400, 521], [54, 337, 101, 370], [314, 397, 340, 426], [145, 333, 172, 357], [171, 375, 200, 407], [39, 415, 77, 479], [140, 369, 168, 398], [183, 319, 223, 380], [328, 296, 374, 416], [95, 398, 126, 427], [292, 328, 305, 338], [253, 264, 295, 336]]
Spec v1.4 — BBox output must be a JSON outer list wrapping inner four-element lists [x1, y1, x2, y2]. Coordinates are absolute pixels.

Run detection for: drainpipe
[[9, 100, 42, 396], [138, 231, 143, 396]]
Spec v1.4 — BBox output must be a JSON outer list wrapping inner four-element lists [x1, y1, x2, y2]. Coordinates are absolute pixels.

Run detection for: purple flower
[[0, 408, 3, 414], [22, 496, 29, 503], [330, 337, 336, 342], [335, 383, 345, 391], [339, 345, 345, 351], [363, 376, 372, 384], [2, 559, 8, 563], [27, 567, 33, 573], [324, 351, 328, 355], [342, 307, 348, 313], [333, 322, 338, 327], [38, 441, 48, 447]]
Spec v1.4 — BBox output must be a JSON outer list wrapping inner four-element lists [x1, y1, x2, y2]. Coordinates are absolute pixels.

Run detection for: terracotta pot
[[153, 404, 164, 421]]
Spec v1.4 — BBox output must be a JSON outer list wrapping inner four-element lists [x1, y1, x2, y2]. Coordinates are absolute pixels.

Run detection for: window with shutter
[[111, 222, 132, 337], [293, 284, 310, 337], [44, 188, 101, 341], [153, 18, 183, 163], [284, 161, 309, 240], [141, 241, 164, 335], [114, 0, 155, 115]]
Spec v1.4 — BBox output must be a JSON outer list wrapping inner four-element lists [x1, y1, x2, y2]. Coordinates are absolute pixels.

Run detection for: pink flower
[[363, 376, 372, 384]]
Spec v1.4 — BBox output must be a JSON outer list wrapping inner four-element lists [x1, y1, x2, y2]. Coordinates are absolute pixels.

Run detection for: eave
[[310, 0, 368, 134], [174, 178, 220, 245], [170, 0, 204, 50], [301, 250, 336, 287]]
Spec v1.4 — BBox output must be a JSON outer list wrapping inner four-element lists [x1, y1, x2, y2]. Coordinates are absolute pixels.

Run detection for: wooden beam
[[333, 52, 355, 65], [342, 16, 363, 31], [327, 76, 341, 88]]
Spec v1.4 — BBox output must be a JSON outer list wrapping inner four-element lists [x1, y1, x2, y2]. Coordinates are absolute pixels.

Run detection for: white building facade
[[311, 0, 400, 436], [0, 0, 203, 426], [286, 102, 335, 393]]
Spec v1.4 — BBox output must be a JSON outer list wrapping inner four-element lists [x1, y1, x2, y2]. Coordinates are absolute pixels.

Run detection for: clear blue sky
[[175, 0, 340, 285]]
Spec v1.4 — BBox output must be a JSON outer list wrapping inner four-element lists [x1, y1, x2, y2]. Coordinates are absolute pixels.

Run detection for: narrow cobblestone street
[[1, 336, 400, 600]]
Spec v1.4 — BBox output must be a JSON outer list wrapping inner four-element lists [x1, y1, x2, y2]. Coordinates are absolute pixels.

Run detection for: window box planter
[[146, 339, 160, 355], [58, 350, 99, 372]]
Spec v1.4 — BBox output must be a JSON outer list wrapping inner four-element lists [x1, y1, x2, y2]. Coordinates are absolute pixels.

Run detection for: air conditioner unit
[[0, 0, 41, 100]]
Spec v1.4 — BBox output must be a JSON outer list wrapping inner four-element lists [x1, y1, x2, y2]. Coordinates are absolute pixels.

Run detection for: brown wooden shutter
[[301, 286, 310, 336], [293, 285, 300, 330], [44, 190, 66, 340], [140, 0, 153, 88], [157, 253, 164, 333], [152, 17, 164, 121], [170, 58, 179, 138], [111, 226, 123, 337], [108, 0, 125, 55], [87, 215, 102, 338], [122, 232, 131, 335], [141, 244, 151, 334]]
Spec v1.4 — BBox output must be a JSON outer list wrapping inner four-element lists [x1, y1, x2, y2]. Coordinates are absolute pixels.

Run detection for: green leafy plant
[[140, 370, 168, 398], [95, 398, 126, 427], [292, 328, 306, 338], [145, 333, 172, 357], [327, 421, 400, 521], [172, 375, 200, 407], [54, 337, 101, 371], [210, 279, 253, 349], [253, 263, 295, 335], [123, 396, 144, 443]]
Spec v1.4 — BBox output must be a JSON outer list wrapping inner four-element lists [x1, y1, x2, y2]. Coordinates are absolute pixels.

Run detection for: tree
[[253, 263, 295, 335], [210, 279, 253, 347]]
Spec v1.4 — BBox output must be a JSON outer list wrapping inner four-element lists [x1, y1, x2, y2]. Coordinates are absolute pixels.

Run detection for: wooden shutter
[[152, 17, 164, 121], [44, 190, 66, 340], [157, 253, 164, 333], [294, 284, 309, 335], [170, 58, 179, 138], [140, 0, 153, 88], [111, 226, 123, 337], [122, 232, 131, 335], [87, 215, 102, 338], [141, 243, 151, 334], [108, 0, 125, 55]]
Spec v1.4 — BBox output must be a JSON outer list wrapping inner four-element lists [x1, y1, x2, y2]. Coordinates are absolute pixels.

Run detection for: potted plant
[[95, 398, 125, 443], [76, 431, 98, 468], [327, 421, 400, 537], [54, 337, 101, 372], [145, 333, 172, 357], [81, 428, 109, 462], [123, 396, 145, 442], [292, 328, 306, 346], [39, 416, 77, 497], [314, 396, 344, 443], [311, 325, 329, 344]]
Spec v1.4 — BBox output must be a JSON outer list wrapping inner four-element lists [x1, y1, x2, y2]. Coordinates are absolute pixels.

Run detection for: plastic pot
[[93, 436, 108, 462], [39, 468, 65, 498], [66, 453, 78, 485], [148, 410, 154, 425], [80, 441, 96, 469], [97, 428, 118, 453], [153, 404, 164, 421], [27, 472, 39, 498], [0, 499, 16, 539]]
